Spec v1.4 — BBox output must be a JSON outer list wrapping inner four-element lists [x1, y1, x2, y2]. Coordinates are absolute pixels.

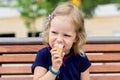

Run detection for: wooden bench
[[0, 37, 120, 80]]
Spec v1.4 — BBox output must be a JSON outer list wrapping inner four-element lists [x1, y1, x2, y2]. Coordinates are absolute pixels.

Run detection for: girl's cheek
[[50, 38, 55, 43], [49, 38, 56, 47], [52, 36, 57, 42]]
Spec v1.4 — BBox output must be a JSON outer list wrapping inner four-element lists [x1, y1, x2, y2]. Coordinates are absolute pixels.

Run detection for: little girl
[[32, 2, 91, 80]]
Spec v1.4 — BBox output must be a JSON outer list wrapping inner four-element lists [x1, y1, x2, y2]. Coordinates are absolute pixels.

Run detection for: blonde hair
[[42, 2, 86, 55]]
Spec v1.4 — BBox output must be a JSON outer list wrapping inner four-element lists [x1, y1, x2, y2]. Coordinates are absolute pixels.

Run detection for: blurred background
[[0, 0, 120, 38]]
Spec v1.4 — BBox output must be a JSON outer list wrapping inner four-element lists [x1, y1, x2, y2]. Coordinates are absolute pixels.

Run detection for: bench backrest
[[0, 37, 120, 80], [84, 43, 120, 80]]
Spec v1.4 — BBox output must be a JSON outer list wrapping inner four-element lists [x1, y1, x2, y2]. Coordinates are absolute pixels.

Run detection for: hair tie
[[48, 14, 55, 21]]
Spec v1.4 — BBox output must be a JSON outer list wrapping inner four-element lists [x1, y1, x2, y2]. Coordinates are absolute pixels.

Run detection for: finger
[[50, 48, 57, 53], [52, 53, 61, 60], [52, 58, 63, 64], [51, 51, 58, 56]]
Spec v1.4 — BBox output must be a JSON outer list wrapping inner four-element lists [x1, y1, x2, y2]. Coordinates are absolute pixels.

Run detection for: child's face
[[49, 16, 76, 54]]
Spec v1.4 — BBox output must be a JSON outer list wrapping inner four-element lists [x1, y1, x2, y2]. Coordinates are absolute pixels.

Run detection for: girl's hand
[[50, 47, 64, 72]]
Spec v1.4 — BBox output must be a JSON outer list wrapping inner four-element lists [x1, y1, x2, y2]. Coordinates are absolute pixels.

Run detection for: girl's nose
[[56, 35, 63, 44]]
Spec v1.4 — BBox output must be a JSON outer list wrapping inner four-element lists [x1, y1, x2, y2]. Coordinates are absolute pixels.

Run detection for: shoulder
[[73, 51, 90, 63], [37, 46, 51, 56], [75, 52, 91, 72], [38, 46, 49, 52], [74, 51, 86, 58], [38, 46, 51, 53], [31, 46, 52, 72]]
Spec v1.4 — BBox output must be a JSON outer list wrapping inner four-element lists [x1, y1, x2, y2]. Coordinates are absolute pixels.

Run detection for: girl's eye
[[51, 31, 57, 34], [64, 34, 71, 37]]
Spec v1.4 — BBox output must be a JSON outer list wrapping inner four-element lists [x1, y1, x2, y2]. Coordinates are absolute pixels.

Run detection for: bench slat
[[88, 54, 120, 62], [83, 44, 120, 52], [0, 78, 33, 80], [90, 65, 120, 73], [0, 55, 35, 63], [0, 45, 45, 53], [91, 76, 120, 80], [0, 67, 31, 75], [0, 76, 120, 80]]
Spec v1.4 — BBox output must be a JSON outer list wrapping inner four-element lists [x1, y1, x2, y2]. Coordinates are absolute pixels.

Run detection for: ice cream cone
[[54, 44, 63, 56]]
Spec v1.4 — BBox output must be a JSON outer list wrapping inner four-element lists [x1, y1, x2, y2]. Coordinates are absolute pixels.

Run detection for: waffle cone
[[54, 44, 63, 56]]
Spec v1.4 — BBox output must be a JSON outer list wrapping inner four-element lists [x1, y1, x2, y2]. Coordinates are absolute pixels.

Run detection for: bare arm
[[34, 66, 57, 80], [81, 68, 90, 80]]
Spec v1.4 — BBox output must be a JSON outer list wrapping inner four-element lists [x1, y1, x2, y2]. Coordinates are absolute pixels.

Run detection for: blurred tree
[[15, 0, 66, 37], [0, 0, 67, 37], [16, 0, 69, 37]]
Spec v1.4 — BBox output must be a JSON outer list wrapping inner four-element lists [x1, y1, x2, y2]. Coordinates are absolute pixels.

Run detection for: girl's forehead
[[50, 16, 76, 31], [51, 16, 72, 23]]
